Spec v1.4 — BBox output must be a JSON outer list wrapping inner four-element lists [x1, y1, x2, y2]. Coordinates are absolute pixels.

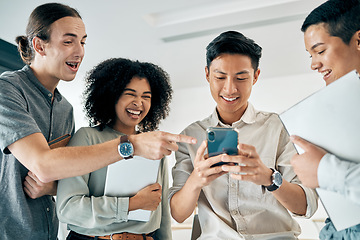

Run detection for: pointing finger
[[164, 133, 197, 144]]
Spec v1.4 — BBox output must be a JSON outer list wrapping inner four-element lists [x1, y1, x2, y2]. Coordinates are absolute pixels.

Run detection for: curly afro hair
[[83, 58, 173, 132]]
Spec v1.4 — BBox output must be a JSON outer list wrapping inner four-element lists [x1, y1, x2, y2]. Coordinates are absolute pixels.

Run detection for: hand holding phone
[[207, 127, 238, 167]]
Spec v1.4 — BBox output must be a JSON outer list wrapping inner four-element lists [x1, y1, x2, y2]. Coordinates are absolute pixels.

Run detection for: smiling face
[[113, 77, 152, 134], [206, 53, 259, 125], [35, 16, 87, 88], [304, 24, 360, 85]]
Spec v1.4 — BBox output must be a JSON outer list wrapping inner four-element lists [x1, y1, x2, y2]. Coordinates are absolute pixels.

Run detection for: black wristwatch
[[117, 135, 134, 160], [265, 168, 283, 192]]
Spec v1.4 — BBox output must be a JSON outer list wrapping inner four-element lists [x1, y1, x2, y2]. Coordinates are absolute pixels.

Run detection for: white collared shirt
[[169, 103, 318, 240], [318, 153, 360, 204]]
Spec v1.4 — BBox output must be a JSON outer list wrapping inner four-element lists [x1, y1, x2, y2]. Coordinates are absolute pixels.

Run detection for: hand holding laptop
[[290, 135, 327, 189], [129, 183, 162, 212], [104, 156, 162, 221], [279, 70, 360, 231]]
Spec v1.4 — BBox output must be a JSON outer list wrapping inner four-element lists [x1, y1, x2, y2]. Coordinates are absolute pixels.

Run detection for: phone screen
[[207, 127, 238, 167]]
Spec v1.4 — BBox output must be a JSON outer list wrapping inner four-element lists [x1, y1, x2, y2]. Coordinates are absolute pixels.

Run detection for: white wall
[[58, 69, 325, 133], [160, 71, 325, 133]]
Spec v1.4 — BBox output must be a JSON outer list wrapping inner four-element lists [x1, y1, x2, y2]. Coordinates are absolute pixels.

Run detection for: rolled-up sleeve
[[168, 141, 193, 200], [168, 126, 202, 201], [296, 184, 319, 218], [318, 153, 360, 204], [277, 127, 318, 218]]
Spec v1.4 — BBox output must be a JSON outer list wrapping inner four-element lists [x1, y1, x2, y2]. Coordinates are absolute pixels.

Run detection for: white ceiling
[[0, 0, 325, 90]]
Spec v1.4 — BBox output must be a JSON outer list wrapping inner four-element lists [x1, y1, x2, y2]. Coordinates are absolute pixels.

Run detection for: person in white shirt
[[169, 31, 318, 240], [290, 0, 360, 239]]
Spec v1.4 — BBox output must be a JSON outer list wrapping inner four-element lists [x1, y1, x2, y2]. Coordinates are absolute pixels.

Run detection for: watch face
[[119, 142, 133, 157], [273, 171, 283, 186]]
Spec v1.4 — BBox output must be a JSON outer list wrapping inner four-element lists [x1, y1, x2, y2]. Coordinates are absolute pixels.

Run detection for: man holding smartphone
[[169, 31, 318, 239]]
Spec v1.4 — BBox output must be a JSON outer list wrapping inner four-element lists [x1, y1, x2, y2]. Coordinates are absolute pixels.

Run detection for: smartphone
[[207, 127, 238, 167]]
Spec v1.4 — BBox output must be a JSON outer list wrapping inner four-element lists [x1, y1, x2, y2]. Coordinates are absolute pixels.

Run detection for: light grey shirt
[[318, 153, 360, 204], [56, 126, 171, 239], [169, 103, 318, 240]]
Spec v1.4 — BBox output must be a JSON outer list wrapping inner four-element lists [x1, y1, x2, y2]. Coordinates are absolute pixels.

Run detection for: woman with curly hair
[[56, 58, 173, 240]]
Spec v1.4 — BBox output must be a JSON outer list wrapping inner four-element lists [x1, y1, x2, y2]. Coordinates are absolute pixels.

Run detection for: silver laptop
[[104, 156, 161, 222], [279, 70, 360, 231]]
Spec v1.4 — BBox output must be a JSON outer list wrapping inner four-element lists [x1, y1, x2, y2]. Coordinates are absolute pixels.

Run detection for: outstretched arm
[[8, 131, 196, 183], [8, 132, 121, 183]]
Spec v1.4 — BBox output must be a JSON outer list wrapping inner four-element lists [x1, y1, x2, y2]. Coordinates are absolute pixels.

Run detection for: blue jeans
[[320, 218, 360, 240]]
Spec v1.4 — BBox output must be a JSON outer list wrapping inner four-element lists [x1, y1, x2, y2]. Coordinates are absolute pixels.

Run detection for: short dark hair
[[16, 3, 82, 64], [83, 58, 172, 132], [206, 31, 262, 71], [301, 0, 360, 44]]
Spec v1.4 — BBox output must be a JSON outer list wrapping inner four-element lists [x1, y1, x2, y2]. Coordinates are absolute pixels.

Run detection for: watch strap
[[266, 183, 280, 192], [120, 135, 129, 144], [265, 168, 280, 192]]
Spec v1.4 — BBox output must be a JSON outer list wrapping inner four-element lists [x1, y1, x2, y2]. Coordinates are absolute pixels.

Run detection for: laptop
[[279, 70, 360, 231], [104, 156, 161, 222]]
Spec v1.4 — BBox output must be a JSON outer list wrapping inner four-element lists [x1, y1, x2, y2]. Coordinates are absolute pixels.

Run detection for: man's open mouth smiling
[[66, 61, 80, 71], [221, 96, 238, 102]]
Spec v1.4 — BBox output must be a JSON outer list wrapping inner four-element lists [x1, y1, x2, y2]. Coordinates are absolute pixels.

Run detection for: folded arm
[[57, 174, 131, 228], [23, 171, 57, 198]]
